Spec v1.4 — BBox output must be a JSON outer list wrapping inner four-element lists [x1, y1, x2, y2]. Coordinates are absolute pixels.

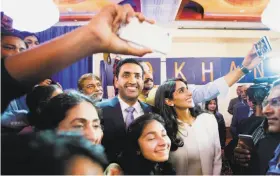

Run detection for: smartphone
[[117, 17, 172, 55], [238, 134, 254, 150], [254, 36, 272, 57]]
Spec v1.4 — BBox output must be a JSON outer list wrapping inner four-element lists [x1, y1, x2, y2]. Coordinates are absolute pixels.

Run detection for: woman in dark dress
[[205, 98, 231, 175], [205, 98, 226, 148]]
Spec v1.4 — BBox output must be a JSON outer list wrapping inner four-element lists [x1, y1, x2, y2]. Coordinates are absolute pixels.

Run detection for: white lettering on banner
[[202, 62, 214, 82]]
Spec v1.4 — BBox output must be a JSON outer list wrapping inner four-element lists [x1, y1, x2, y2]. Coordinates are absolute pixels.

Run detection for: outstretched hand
[[242, 45, 263, 70], [87, 4, 154, 56]]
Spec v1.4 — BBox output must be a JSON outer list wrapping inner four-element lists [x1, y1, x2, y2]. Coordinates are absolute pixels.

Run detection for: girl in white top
[[155, 78, 221, 175]]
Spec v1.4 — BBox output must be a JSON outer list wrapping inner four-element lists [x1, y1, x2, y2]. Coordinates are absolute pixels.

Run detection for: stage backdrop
[[166, 57, 275, 84], [102, 57, 275, 98]]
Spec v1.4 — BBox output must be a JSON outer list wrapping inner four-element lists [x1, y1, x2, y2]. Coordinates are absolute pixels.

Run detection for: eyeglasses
[[262, 96, 280, 107]]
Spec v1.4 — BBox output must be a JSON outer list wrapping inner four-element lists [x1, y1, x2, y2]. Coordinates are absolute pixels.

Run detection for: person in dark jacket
[[233, 79, 280, 174]]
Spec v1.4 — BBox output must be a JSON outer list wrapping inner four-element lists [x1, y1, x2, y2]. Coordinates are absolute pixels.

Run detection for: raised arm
[[192, 46, 261, 104], [4, 4, 153, 86], [224, 46, 260, 87]]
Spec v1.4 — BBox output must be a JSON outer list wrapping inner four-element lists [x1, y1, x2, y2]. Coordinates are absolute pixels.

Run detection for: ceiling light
[[2, 0, 60, 32]]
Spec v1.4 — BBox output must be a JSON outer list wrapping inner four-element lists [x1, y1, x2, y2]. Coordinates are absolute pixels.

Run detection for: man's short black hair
[[1, 29, 25, 40], [1, 29, 28, 49], [115, 58, 144, 78], [20, 31, 40, 43]]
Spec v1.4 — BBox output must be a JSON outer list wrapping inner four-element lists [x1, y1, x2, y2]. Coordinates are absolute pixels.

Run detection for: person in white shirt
[[155, 78, 222, 175]]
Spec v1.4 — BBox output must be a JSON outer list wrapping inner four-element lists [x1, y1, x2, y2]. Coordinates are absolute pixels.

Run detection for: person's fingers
[[112, 4, 135, 33], [238, 158, 250, 163], [124, 4, 135, 23], [235, 146, 250, 154], [125, 45, 152, 56], [135, 12, 145, 22], [109, 35, 152, 56], [135, 12, 155, 24], [240, 163, 249, 167], [238, 141, 252, 151], [235, 152, 251, 160], [112, 5, 124, 33]]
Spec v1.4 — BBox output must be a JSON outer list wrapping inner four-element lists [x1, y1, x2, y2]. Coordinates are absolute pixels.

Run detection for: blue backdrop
[[166, 57, 275, 84], [36, 26, 93, 90]]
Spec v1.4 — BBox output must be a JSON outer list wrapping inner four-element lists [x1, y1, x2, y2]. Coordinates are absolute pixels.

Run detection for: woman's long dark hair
[[154, 78, 201, 151], [35, 90, 102, 130], [205, 98, 218, 114], [120, 113, 174, 175]]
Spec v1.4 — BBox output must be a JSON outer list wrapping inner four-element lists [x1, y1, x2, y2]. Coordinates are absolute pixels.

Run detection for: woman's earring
[[136, 151, 141, 155]]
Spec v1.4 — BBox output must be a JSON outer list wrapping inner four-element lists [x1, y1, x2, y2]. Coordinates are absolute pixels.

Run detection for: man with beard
[[138, 72, 156, 104], [230, 85, 251, 138], [78, 73, 104, 102]]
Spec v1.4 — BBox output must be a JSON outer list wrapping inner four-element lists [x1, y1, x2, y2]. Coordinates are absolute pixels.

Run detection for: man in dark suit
[[96, 58, 154, 162], [228, 85, 243, 115], [230, 86, 252, 138]]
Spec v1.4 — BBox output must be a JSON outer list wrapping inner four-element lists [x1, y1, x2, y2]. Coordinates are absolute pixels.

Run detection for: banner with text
[[166, 57, 275, 85]]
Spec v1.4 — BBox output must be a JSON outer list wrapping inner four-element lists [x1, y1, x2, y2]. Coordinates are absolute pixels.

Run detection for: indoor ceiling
[[54, 0, 269, 24]]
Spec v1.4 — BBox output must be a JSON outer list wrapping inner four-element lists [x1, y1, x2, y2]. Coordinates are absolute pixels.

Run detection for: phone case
[[117, 17, 172, 55], [254, 36, 272, 57], [238, 134, 254, 149]]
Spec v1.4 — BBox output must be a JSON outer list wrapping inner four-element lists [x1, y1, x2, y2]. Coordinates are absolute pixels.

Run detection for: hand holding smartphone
[[117, 17, 172, 55], [238, 134, 254, 150], [254, 36, 272, 58]]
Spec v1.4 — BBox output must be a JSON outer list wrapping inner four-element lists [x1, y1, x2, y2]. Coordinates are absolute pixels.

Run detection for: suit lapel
[[139, 101, 152, 113], [109, 97, 126, 130]]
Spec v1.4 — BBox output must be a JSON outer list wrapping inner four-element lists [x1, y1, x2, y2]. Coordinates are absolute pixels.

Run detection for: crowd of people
[[1, 3, 279, 175]]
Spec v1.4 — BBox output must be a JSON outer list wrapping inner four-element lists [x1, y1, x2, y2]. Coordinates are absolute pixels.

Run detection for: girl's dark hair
[[35, 90, 102, 130], [1, 130, 108, 175], [127, 113, 166, 152], [120, 113, 174, 175], [154, 78, 201, 151], [205, 98, 218, 114], [26, 85, 62, 126], [1, 29, 25, 40]]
